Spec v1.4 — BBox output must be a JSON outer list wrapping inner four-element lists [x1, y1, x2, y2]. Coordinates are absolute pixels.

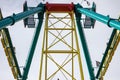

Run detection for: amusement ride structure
[[0, 1, 120, 80]]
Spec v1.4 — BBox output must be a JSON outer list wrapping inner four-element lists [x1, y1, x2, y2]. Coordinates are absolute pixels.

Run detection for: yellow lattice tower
[[39, 3, 84, 80]]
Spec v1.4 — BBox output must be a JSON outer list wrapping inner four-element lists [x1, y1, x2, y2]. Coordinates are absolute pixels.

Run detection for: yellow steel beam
[[48, 17, 71, 19], [72, 11, 85, 80], [39, 11, 47, 80], [72, 12, 74, 80], [47, 54, 77, 80], [46, 28, 74, 30], [48, 19, 71, 50], [48, 14, 70, 27], [0, 29, 21, 79], [50, 14, 71, 27], [99, 30, 120, 78], [45, 11, 49, 80], [43, 50, 78, 53], [48, 31, 77, 51], [48, 18, 73, 51]]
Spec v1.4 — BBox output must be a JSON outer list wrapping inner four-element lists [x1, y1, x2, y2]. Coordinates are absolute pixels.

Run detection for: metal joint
[[107, 18, 114, 28], [7, 14, 16, 25]]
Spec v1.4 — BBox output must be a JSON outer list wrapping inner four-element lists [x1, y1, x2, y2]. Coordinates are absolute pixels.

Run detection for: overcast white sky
[[0, 0, 120, 80]]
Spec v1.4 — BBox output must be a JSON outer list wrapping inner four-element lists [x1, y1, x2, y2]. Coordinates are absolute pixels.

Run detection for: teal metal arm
[[22, 3, 45, 80], [96, 29, 117, 78], [75, 4, 95, 80], [0, 4, 43, 29], [76, 5, 120, 30]]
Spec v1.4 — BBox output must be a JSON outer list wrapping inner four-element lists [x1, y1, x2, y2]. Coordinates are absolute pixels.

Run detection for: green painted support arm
[[96, 29, 117, 78], [0, 3, 43, 29], [22, 4, 45, 80], [75, 4, 95, 80], [76, 5, 120, 30]]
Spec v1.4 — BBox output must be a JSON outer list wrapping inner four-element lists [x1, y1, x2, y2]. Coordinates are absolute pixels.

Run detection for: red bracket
[[46, 2, 74, 12]]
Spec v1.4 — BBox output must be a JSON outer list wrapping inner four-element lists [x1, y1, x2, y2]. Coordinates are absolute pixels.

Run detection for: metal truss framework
[[0, 2, 120, 80], [39, 9, 84, 80]]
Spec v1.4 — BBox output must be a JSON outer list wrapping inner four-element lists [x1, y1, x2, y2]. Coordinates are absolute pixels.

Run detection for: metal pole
[[22, 15, 44, 80], [75, 4, 95, 80], [22, 4, 44, 80], [75, 19, 95, 80], [0, 4, 43, 29], [77, 7, 120, 30]]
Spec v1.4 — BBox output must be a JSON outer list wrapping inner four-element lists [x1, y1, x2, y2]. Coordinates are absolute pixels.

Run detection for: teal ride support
[[76, 4, 120, 30], [0, 3, 44, 29], [75, 4, 95, 80], [0, 2, 45, 80], [22, 3, 45, 80]]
